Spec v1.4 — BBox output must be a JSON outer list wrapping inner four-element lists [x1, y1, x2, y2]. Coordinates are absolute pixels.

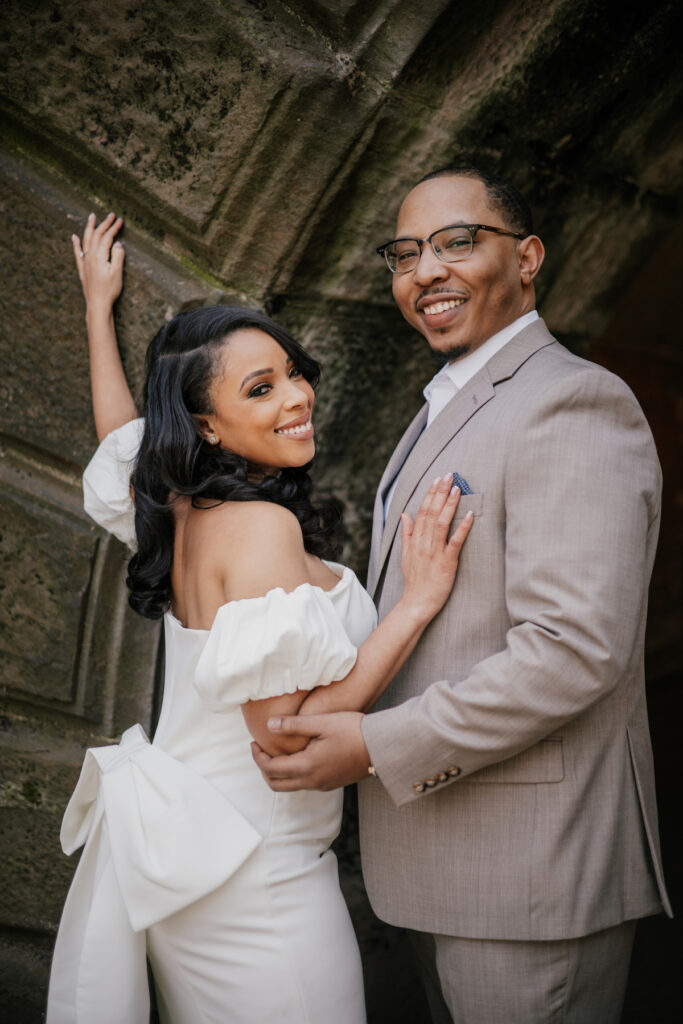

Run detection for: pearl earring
[[208, 435, 219, 445]]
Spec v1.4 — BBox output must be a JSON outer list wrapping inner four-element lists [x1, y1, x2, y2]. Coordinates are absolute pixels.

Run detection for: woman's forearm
[[86, 304, 138, 441], [298, 597, 430, 716], [242, 597, 430, 756], [73, 214, 137, 441]]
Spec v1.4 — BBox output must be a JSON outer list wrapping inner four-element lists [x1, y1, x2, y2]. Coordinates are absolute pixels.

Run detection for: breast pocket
[[448, 493, 484, 536]]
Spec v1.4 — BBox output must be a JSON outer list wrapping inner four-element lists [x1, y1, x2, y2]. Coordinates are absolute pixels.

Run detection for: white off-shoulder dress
[[47, 420, 377, 1024]]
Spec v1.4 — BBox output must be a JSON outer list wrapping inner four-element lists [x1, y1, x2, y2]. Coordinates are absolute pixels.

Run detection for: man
[[252, 167, 671, 1022]]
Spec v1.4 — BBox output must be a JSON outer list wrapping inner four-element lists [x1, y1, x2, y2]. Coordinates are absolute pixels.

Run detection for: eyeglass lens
[[386, 227, 474, 272]]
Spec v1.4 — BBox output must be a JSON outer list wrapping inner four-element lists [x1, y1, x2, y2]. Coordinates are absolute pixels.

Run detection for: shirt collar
[[424, 310, 539, 400]]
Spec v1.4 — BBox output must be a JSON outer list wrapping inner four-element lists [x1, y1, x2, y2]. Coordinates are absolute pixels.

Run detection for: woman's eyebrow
[[240, 367, 273, 389]]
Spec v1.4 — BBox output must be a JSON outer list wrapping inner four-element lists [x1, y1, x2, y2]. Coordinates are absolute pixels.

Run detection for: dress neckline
[[166, 561, 352, 634]]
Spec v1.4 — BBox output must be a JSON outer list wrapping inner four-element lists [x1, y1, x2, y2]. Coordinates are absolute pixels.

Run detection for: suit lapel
[[367, 404, 428, 594], [368, 319, 557, 599], [373, 374, 495, 594]]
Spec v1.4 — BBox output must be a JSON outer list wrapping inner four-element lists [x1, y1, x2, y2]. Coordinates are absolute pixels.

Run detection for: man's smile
[[422, 298, 467, 316], [414, 291, 469, 329]]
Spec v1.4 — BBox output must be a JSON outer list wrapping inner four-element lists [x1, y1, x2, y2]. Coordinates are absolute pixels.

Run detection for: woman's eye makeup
[[246, 365, 303, 397]]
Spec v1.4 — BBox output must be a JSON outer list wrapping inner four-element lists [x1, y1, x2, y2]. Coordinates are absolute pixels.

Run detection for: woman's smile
[[275, 414, 314, 439]]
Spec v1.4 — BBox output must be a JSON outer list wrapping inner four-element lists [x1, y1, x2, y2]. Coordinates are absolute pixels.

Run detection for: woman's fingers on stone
[[81, 212, 95, 251], [90, 211, 116, 255], [78, 212, 123, 262], [93, 211, 116, 235], [71, 233, 86, 280], [101, 215, 123, 253], [111, 240, 125, 272]]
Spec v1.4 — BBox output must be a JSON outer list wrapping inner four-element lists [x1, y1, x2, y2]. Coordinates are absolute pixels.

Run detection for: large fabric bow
[[47, 724, 261, 1024]]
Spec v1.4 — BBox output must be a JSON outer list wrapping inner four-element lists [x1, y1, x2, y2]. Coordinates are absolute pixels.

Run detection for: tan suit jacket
[[359, 318, 671, 941]]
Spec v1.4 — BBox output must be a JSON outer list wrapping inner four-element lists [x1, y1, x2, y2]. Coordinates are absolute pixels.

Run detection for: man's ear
[[518, 235, 545, 285]]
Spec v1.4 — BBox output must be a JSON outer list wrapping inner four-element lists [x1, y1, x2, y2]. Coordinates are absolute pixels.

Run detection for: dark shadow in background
[[591, 220, 683, 1024]]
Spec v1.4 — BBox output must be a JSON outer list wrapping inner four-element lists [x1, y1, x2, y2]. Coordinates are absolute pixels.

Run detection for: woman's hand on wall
[[72, 212, 137, 440], [72, 212, 125, 315]]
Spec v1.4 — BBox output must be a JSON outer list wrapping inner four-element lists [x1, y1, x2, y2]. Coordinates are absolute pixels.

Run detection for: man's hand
[[251, 711, 371, 791]]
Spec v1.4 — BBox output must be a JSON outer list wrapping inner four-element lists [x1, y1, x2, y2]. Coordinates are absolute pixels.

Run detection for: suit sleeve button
[[436, 772, 448, 783], [446, 766, 461, 778], [424, 777, 437, 788], [413, 782, 426, 793]]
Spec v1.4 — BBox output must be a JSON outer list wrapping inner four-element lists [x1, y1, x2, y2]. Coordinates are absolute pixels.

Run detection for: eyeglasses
[[376, 223, 525, 274]]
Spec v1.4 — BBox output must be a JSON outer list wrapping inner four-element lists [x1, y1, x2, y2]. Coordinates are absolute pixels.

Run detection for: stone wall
[[1, 1, 681, 1020]]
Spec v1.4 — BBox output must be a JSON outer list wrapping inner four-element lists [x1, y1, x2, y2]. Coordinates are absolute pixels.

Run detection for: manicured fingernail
[[268, 717, 282, 731], [450, 485, 461, 496], [88, 212, 95, 221], [432, 476, 441, 486], [114, 241, 122, 248], [465, 510, 474, 521], [442, 472, 453, 482]]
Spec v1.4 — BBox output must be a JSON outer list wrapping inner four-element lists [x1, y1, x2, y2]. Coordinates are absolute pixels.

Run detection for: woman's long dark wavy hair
[[126, 306, 343, 619]]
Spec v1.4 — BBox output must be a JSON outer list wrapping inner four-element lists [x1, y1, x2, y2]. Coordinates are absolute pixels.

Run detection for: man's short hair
[[417, 166, 534, 238]]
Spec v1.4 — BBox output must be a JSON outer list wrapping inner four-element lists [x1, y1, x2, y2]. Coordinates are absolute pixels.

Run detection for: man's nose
[[412, 244, 450, 285]]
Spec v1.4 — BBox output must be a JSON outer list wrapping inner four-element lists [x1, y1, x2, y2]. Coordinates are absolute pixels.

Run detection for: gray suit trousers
[[409, 921, 637, 1024]]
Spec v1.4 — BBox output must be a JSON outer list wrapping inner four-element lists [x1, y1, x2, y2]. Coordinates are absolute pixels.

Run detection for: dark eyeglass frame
[[376, 223, 526, 273]]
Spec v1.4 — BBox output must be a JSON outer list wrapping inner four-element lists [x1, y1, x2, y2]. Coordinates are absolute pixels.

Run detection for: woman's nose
[[284, 381, 311, 407]]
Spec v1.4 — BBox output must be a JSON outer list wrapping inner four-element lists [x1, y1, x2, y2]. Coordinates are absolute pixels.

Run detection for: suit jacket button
[[446, 766, 461, 778], [424, 777, 437, 787], [413, 782, 426, 793], [436, 772, 448, 783]]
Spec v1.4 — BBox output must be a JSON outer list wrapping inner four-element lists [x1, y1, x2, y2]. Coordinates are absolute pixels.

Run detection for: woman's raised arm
[[72, 213, 138, 441]]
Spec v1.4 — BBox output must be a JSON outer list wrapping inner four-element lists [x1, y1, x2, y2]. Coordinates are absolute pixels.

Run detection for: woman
[[47, 214, 473, 1024]]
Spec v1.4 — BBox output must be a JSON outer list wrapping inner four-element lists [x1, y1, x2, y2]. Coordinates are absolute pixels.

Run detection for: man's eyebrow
[[393, 221, 470, 240], [240, 368, 273, 389]]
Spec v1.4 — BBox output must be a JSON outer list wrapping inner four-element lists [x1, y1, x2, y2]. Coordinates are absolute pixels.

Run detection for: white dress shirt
[[383, 311, 539, 518]]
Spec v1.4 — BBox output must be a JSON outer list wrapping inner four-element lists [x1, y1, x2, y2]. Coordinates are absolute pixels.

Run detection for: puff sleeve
[[82, 418, 144, 548], [194, 584, 358, 711]]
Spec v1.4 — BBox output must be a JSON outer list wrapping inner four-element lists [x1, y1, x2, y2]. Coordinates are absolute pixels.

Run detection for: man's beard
[[431, 342, 470, 365]]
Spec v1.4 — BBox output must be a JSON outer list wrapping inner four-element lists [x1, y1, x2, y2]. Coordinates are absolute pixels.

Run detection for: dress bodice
[[79, 417, 378, 840], [152, 562, 377, 837]]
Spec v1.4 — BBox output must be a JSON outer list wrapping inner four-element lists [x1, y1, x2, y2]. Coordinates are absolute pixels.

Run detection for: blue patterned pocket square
[[452, 473, 472, 495]]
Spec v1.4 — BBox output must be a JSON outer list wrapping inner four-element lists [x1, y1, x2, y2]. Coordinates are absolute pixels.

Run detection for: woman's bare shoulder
[[188, 500, 309, 600], [196, 500, 302, 541]]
